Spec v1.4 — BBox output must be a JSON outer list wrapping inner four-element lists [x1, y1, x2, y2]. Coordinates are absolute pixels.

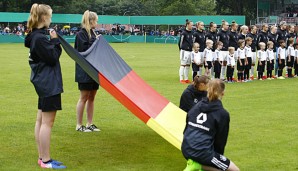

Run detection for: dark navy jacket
[[75, 28, 97, 83], [238, 33, 247, 41], [247, 32, 258, 52], [217, 29, 229, 51], [179, 29, 194, 52], [286, 32, 296, 46], [276, 29, 287, 43], [25, 28, 63, 98], [257, 31, 268, 50], [179, 85, 207, 113], [193, 30, 206, 52], [268, 32, 277, 52], [182, 98, 230, 164], [206, 31, 217, 51], [228, 31, 239, 50]]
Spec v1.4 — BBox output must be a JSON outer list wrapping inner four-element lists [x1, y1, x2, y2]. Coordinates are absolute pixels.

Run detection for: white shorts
[[180, 50, 191, 65]]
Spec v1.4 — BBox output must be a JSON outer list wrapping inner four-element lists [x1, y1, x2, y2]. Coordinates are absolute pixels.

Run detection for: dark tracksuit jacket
[[217, 29, 229, 51], [193, 30, 205, 52], [206, 31, 218, 51], [276, 29, 287, 45], [247, 32, 258, 52], [257, 31, 268, 50], [178, 29, 193, 52], [286, 32, 296, 46], [229, 31, 239, 50], [182, 98, 230, 165], [75, 28, 97, 83], [238, 33, 247, 41], [179, 84, 207, 113], [268, 32, 277, 52], [24, 28, 63, 98]]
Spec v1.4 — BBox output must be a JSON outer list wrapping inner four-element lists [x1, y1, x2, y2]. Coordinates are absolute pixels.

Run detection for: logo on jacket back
[[196, 113, 207, 124], [194, 98, 198, 104], [188, 112, 209, 131]]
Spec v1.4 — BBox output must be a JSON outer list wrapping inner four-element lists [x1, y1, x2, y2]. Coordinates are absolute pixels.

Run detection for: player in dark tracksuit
[[206, 22, 218, 78], [179, 76, 209, 113], [217, 22, 229, 80], [256, 24, 269, 50], [247, 25, 258, 79], [178, 20, 194, 83], [268, 26, 278, 77], [206, 22, 218, 51], [275, 21, 288, 76], [229, 29, 239, 50], [286, 25, 296, 47], [182, 79, 239, 171], [193, 21, 206, 78]]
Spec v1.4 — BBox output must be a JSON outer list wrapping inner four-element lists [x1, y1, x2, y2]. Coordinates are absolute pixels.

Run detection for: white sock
[[221, 66, 226, 79], [198, 67, 202, 76], [184, 66, 190, 80], [179, 66, 184, 80], [251, 66, 254, 76], [211, 67, 214, 78]]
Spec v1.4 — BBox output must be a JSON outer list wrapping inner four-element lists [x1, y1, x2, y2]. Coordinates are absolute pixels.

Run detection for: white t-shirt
[[245, 46, 253, 58], [278, 47, 286, 59], [288, 46, 295, 57], [214, 49, 222, 61], [192, 51, 201, 65], [266, 49, 274, 61], [203, 48, 213, 62], [227, 54, 236, 66], [237, 48, 246, 59], [258, 50, 267, 61], [295, 49, 298, 59]]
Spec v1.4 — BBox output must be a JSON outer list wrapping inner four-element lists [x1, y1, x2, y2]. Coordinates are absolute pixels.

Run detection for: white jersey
[[277, 47, 286, 59], [266, 49, 274, 61], [214, 49, 222, 61], [227, 54, 236, 66], [192, 51, 202, 65], [237, 48, 246, 59], [245, 46, 253, 58], [258, 50, 267, 61], [288, 46, 295, 57], [203, 48, 213, 62], [295, 49, 298, 59]]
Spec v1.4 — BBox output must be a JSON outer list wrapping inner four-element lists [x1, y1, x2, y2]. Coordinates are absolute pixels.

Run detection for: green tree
[[215, 0, 256, 25], [161, 0, 216, 16]]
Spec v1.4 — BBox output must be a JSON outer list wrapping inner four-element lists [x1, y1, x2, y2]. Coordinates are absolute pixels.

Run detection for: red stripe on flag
[[98, 73, 151, 123], [114, 71, 169, 119]]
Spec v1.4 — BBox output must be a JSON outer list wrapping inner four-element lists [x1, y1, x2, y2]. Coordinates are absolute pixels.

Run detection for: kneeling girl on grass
[[182, 79, 240, 171]]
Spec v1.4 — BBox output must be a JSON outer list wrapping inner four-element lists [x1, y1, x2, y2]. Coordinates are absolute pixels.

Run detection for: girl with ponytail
[[182, 79, 240, 171], [75, 10, 100, 132], [25, 3, 66, 169]]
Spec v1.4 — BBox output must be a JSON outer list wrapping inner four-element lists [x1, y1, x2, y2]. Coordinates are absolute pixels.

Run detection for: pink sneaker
[[40, 160, 66, 169]]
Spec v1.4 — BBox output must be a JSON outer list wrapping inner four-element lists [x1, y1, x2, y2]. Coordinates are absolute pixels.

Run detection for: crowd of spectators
[[0, 22, 184, 37]]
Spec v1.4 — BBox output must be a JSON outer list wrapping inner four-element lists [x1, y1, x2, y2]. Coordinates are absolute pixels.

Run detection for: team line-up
[[178, 20, 298, 83]]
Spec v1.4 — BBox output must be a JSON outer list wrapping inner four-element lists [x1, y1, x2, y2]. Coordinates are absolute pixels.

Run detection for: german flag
[[59, 35, 186, 150]]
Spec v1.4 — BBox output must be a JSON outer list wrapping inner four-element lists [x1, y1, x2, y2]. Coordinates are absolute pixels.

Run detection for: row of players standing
[[178, 20, 297, 83]]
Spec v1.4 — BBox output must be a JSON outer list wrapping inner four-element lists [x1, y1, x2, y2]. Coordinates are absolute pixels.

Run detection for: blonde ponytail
[[81, 10, 98, 38], [207, 79, 225, 102], [27, 3, 52, 32]]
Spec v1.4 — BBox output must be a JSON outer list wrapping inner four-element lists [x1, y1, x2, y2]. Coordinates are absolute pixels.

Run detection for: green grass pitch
[[0, 42, 297, 171]]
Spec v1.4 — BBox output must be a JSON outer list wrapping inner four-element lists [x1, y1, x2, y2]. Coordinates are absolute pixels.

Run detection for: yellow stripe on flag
[[147, 102, 186, 150]]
